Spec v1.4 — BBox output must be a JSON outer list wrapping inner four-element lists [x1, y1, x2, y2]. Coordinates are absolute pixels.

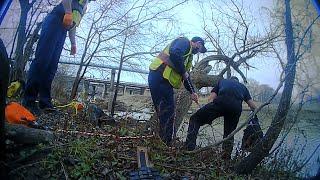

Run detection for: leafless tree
[[234, 0, 320, 173], [148, 0, 318, 175], [10, 0, 56, 81], [69, 0, 188, 101]]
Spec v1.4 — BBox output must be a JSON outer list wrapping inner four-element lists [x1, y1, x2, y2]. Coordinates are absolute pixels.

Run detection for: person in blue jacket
[[148, 36, 207, 146], [185, 76, 257, 159], [22, 0, 92, 115]]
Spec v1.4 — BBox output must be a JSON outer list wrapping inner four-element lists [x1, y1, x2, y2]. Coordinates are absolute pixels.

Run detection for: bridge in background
[[57, 60, 150, 98]]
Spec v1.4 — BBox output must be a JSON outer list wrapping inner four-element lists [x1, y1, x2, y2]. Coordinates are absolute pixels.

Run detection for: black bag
[[241, 115, 263, 151]]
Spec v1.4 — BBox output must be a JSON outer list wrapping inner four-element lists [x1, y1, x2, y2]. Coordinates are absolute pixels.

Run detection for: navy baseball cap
[[230, 76, 239, 82], [191, 36, 207, 53]]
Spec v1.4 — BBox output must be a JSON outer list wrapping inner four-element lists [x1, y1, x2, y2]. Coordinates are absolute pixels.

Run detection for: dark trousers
[[148, 69, 175, 145], [23, 6, 67, 108], [185, 96, 241, 157]]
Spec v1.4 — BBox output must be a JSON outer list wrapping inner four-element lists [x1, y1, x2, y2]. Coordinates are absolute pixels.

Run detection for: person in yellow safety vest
[[148, 36, 207, 146], [22, 0, 94, 116]]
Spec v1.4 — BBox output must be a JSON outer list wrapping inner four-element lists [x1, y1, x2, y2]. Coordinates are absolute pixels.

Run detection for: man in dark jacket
[[148, 36, 207, 146], [185, 76, 257, 159], [22, 0, 92, 115]]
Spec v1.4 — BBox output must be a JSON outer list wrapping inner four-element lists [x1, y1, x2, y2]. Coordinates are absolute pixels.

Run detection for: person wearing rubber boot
[[22, 0, 93, 115], [184, 76, 257, 159], [148, 36, 207, 146]]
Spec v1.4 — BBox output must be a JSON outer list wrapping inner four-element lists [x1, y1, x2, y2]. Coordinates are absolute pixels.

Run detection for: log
[[5, 123, 54, 144]]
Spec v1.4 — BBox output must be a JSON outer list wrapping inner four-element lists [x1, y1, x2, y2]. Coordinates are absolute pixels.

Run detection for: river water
[[178, 107, 320, 177]]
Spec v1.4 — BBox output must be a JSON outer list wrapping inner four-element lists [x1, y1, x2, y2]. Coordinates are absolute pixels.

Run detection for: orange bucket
[[5, 102, 36, 125]]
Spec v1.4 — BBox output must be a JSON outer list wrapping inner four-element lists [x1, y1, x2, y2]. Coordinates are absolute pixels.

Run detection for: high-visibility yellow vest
[[71, 0, 88, 28], [149, 39, 193, 89]]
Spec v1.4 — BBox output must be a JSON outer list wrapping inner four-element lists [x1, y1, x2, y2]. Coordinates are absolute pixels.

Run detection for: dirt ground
[[4, 94, 298, 179]]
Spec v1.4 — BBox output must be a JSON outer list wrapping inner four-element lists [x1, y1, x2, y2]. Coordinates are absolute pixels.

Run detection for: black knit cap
[[191, 36, 207, 53]]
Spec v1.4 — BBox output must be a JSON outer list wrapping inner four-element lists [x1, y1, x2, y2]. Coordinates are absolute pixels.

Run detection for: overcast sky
[[73, 0, 281, 89], [173, 0, 281, 89], [124, 0, 280, 88]]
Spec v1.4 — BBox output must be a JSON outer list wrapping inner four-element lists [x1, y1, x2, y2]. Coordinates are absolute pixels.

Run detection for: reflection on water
[[280, 120, 320, 177], [112, 108, 152, 121], [178, 110, 320, 177]]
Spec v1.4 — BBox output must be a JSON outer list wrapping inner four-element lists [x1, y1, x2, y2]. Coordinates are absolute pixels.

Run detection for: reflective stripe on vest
[[71, 0, 87, 28], [149, 40, 193, 89]]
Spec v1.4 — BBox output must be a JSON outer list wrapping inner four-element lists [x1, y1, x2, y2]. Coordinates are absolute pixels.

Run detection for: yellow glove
[[63, 12, 73, 28], [7, 81, 22, 98]]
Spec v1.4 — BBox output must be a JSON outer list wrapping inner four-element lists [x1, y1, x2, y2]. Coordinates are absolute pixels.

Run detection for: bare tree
[[110, 29, 128, 116], [11, 0, 36, 80], [147, 1, 318, 175], [10, 0, 54, 81], [69, 0, 187, 101], [69, 0, 123, 99], [234, 0, 320, 173]]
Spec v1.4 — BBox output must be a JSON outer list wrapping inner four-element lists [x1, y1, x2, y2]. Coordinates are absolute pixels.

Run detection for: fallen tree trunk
[[5, 123, 54, 144]]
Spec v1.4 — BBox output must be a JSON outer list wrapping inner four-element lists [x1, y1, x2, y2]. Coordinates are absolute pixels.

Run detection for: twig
[[118, 155, 135, 161], [293, 143, 320, 173], [268, 86, 309, 155], [9, 161, 42, 175], [60, 161, 69, 180]]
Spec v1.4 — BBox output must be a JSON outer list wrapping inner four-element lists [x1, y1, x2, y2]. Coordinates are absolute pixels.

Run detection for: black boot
[[221, 137, 234, 160], [22, 101, 41, 117], [184, 115, 201, 151], [39, 101, 57, 112]]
